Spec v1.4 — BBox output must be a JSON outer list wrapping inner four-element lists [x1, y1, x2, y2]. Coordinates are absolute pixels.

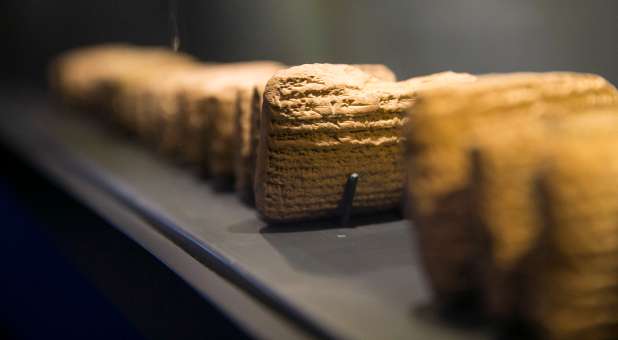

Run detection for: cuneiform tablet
[[234, 85, 262, 202], [49, 44, 140, 110], [255, 63, 474, 223], [105, 50, 195, 134], [179, 62, 285, 179], [175, 66, 224, 169], [470, 107, 618, 320], [405, 72, 618, 306], [135, 63, 206, 154], [51, 44, 194, 125], [526, 118, 618, 340], [234, 64, 396, 204], [471, 111, 618, 337]]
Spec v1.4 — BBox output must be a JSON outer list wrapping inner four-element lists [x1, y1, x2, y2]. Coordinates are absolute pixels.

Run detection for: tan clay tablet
[[134, 63, 209, 154], [405, 72, 618, 306], [527, 120, 618, 340], [234, 85, 262, 202], [50, 44, 139, 110], [255, 63, 474, 223], [234, 64, 396, 204], [51, 44, 194, 118], [177, 62, 285, 178], [470, 107, 618, 319], [99, 48, 195, 131]]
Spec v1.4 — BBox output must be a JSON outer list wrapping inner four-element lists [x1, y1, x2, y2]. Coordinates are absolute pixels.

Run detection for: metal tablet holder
[[337, 173, 359, 227]]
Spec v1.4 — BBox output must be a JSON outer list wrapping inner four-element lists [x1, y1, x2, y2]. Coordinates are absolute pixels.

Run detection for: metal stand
[[338, 173, 359, 227]]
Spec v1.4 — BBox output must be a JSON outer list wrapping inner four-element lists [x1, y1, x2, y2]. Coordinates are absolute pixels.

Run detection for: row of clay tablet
[[50, 44, 618, 339]]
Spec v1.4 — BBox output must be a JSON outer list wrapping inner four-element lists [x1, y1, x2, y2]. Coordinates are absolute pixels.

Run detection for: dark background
[[1, 0, 617, 86], [0, 145, 248, 339]]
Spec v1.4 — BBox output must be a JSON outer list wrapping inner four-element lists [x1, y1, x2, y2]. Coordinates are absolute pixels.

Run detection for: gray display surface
[[0, 92, 488, 340]]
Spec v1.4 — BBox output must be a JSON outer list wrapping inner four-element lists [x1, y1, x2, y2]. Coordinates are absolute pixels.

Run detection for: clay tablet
[[255, 63, 474, 222], [234, 64, 396, 204], [405, 72, 618, 307]]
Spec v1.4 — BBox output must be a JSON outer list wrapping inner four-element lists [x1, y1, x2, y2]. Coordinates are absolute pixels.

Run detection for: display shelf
[[0, 90, 488, 340]]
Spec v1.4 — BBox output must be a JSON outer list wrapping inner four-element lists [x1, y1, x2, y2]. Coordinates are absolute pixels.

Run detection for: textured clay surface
[[466, 112, 618, 337], [405, 72, 618, 307], [136, 64, 207, 155], [166, 62, 284, 175], [203, 62, 285, 179], [234, 64, 396, 204], [528, 121, 618, 340], [470, 108, 618, 320], [234, 85, 262, 202], [51, 45, 194, 121], [255, 63, 474, 222]]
